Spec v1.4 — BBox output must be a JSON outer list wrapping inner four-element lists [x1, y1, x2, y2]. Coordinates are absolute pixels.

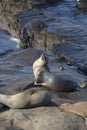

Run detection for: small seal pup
[[58, 101, 87, 117], [77, 0, 87, 10], [33, 54, 78, 92], [0, 90, 52, 109]]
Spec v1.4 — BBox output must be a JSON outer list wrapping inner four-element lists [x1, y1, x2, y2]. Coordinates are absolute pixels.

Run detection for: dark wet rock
[[7, 48, 42, 65], [12, 0, 87, 52], [32, 0, 60, 4], [77, 63, 87, 76], [0, 103, 4, 109], [43, 0, 59, 4], [1, 0, 32, 19], [0, 84, 6, 88], [0, 0, 59, 37], [77, 0, 87, 10], [1, 0, 87, 52], [19, 19, 46, 49], [14, 10, 62, 51], [51, 43, 87, 87], [52, 43, 87, 65], [0, 0, 32, 37]]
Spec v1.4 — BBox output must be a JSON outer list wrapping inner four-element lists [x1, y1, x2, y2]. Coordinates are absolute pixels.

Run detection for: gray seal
[[33, 54, 78, 92], [0, 90, 52, 109]]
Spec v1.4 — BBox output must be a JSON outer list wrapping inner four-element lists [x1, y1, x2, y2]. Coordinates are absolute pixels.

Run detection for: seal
[[58, 101, 87, 117], [0, 90, 52, 109], [33, 54, 78, 92], [77, 0, 87, 10]]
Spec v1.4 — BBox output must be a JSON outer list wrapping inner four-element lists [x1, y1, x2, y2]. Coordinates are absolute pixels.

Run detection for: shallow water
[[0, 29, 20, 56]]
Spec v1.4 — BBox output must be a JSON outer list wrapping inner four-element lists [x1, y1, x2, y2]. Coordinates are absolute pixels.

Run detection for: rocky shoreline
[[0, 0, 87, 130]]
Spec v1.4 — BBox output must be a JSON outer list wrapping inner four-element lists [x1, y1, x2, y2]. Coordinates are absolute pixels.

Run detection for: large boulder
[[0, 107, 86, 130]]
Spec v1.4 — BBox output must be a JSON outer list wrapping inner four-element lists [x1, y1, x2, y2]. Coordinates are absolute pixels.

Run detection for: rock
[[85, 118, 87, 129], [77, 63, 87, 75], [13, 2, 87, 52], [0, 0, 59, 38], [77, 0, 87, 10], [43, 0, 59, 4], [0, 0, 32, 37], [59, 66, 64, 71], [7, 48, 42, 65], [0, 103, 4, 109], [1, 0, 87, 52], [52, 43, 87, 65], [0, 107, 86, 130], [19, 19, 46, 49], [0, 127, 23, 130]]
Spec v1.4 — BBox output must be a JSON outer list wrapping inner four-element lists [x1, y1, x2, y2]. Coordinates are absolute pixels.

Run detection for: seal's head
[[40, 54, 48, 65], [33, 54, 48, 81], [33, 54, 48, 69]]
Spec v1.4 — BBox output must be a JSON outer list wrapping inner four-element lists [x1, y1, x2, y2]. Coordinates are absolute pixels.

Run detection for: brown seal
[[58, 101, 87, 117]]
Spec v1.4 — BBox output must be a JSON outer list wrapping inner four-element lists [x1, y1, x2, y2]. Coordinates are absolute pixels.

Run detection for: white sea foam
[[10, 37, 20, 48]]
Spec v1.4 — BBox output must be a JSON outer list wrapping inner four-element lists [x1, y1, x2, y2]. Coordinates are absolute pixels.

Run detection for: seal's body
[[0, 90, 52, 109], [33, 54, 78, 92], [58, 102, 87, 117], [37, 71, 77, 92]]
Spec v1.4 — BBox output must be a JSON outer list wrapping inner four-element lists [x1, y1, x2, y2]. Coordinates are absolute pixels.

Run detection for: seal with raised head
[[0, 90, 52, 109], [33, 54, 78, 92]]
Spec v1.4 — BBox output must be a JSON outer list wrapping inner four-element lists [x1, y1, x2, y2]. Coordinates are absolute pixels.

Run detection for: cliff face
[[0, 0, 33, 37]]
